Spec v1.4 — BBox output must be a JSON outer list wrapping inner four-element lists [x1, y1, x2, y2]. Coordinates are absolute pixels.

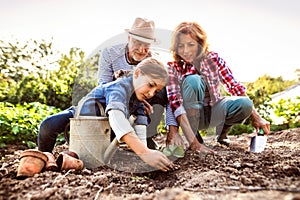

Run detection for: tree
[[246, 74, 296, 95], [0, 38, 90, 109]]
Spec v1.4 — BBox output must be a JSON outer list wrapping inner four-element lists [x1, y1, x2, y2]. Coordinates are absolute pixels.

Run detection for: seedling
[[162, 144, 185, 158]]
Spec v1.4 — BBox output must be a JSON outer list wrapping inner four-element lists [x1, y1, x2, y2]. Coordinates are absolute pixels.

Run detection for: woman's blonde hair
[[170, 22, 209, 64], [136, 57, 168, 83]]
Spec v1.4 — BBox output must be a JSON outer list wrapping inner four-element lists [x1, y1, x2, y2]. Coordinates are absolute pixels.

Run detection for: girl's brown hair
[[170, 22, 209, 64], [136, 57, 168, 83]]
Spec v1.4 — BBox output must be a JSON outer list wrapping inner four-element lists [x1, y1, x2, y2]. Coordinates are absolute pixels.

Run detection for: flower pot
[[17, 149, 48, 179], [62, 150, 79, 159], [44, 152, 58, 172], [56, 152, 84, 171]]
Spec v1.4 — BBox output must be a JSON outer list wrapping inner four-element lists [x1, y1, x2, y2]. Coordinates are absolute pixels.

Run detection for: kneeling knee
[[241, 98, 253, 116]]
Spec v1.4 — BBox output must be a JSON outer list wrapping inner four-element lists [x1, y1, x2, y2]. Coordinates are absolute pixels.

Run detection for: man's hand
[[113, 69, 130, 80], [166, 125, 186, 148]]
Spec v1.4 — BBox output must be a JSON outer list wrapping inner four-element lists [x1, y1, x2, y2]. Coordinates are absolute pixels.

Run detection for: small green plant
[[162, 144, 185, 158]]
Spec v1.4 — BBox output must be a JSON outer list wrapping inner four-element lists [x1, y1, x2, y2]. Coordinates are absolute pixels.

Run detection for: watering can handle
[[75, 97, 105, 118]]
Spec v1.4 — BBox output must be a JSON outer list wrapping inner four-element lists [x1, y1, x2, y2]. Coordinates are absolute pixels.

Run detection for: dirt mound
[[0, 128, 300, 200]]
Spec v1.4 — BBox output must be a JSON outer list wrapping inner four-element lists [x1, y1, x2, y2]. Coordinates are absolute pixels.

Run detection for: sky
[[1, 0, 300, 82]]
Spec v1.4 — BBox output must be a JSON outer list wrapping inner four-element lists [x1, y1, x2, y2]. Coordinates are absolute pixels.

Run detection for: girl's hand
[[138, 149, 174, 172], [121, 132, 173, 172], [142, 100, 153, 115]]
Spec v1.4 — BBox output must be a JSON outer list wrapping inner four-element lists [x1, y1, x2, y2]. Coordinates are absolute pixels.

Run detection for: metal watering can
[[69, 97, 119, 169]]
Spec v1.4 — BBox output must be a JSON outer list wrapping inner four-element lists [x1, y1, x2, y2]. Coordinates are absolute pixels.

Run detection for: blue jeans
[[38, 106, 75, 152], [182, 74, 253, 137]]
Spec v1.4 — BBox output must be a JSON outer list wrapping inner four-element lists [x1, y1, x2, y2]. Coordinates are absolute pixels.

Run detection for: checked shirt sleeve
[[215, 53, 246, 96], [166, 63, 183, 113]]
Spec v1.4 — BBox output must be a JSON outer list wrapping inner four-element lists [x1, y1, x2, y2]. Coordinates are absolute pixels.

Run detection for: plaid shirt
[[166, 51, 246, 115]]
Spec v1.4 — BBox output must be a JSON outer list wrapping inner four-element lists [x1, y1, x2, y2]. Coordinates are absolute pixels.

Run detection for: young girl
[[80, 57, 173, 172]]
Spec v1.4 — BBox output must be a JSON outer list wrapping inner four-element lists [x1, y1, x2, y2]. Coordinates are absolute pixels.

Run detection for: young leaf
[[162, 147, 172, 157], [168, 144, 177, 152], [173, 145, 185, 158]]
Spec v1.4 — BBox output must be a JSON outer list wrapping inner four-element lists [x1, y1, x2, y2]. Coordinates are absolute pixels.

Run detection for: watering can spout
[[103, 138, 119, 164]]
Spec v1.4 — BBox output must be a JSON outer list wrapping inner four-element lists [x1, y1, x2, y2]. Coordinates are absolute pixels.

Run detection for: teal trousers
[[181, 74, 253, 136]]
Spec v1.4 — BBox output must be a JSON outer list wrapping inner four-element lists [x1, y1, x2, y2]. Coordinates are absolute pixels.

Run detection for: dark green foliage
[[0, 39, 86, 109], [229, 124, 254, 135], [0, 38, 100, 147], [0, 102, 61, 148]]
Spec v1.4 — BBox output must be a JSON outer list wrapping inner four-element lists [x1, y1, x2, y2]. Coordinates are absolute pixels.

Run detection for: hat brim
[[125, 29, 158, 44]]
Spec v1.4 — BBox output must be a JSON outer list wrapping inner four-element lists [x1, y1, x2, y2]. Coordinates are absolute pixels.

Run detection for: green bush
[[273, 97, 300, 128], [0, 102, 61, 148], [0, 39, 87, 110], [0, 39, 100, 148], [228, 124, 254, 135]]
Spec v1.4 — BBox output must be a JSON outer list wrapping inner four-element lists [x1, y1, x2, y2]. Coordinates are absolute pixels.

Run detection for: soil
[[0, 128, 300, 200]]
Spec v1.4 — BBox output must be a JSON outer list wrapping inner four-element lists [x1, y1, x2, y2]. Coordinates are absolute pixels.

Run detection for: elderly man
[[97, 17, 167, 149]]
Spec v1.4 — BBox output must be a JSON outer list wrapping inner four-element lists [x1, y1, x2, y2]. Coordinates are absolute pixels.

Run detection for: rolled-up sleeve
[[108, 110, 134, 142], [105, 102, 127, 116], [166, 63, 183, 113], [165, 103, 187, 127], [217, 55, 246, 96]]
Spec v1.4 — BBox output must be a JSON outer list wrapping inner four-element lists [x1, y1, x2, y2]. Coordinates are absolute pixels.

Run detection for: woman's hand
[[251, 110, 271, 135], [252, 117, 270, 135], [190, 138, 215, 154]]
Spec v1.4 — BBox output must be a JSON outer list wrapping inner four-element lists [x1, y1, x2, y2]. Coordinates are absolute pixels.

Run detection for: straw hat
[[125, 17, 157, 44]]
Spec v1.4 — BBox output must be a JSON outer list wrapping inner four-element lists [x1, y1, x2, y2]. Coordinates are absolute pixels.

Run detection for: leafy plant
[[0, 102, 61, 148], [273, 97, 300, 128], [0, 38, 87, 110], [162, 144, 185, 158], [229, 124, 254, 135]]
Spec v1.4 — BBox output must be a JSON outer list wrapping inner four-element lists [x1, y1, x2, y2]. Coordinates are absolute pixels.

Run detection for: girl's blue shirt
[[81, 75, 148, 125], [87, 75, 134, 118]]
